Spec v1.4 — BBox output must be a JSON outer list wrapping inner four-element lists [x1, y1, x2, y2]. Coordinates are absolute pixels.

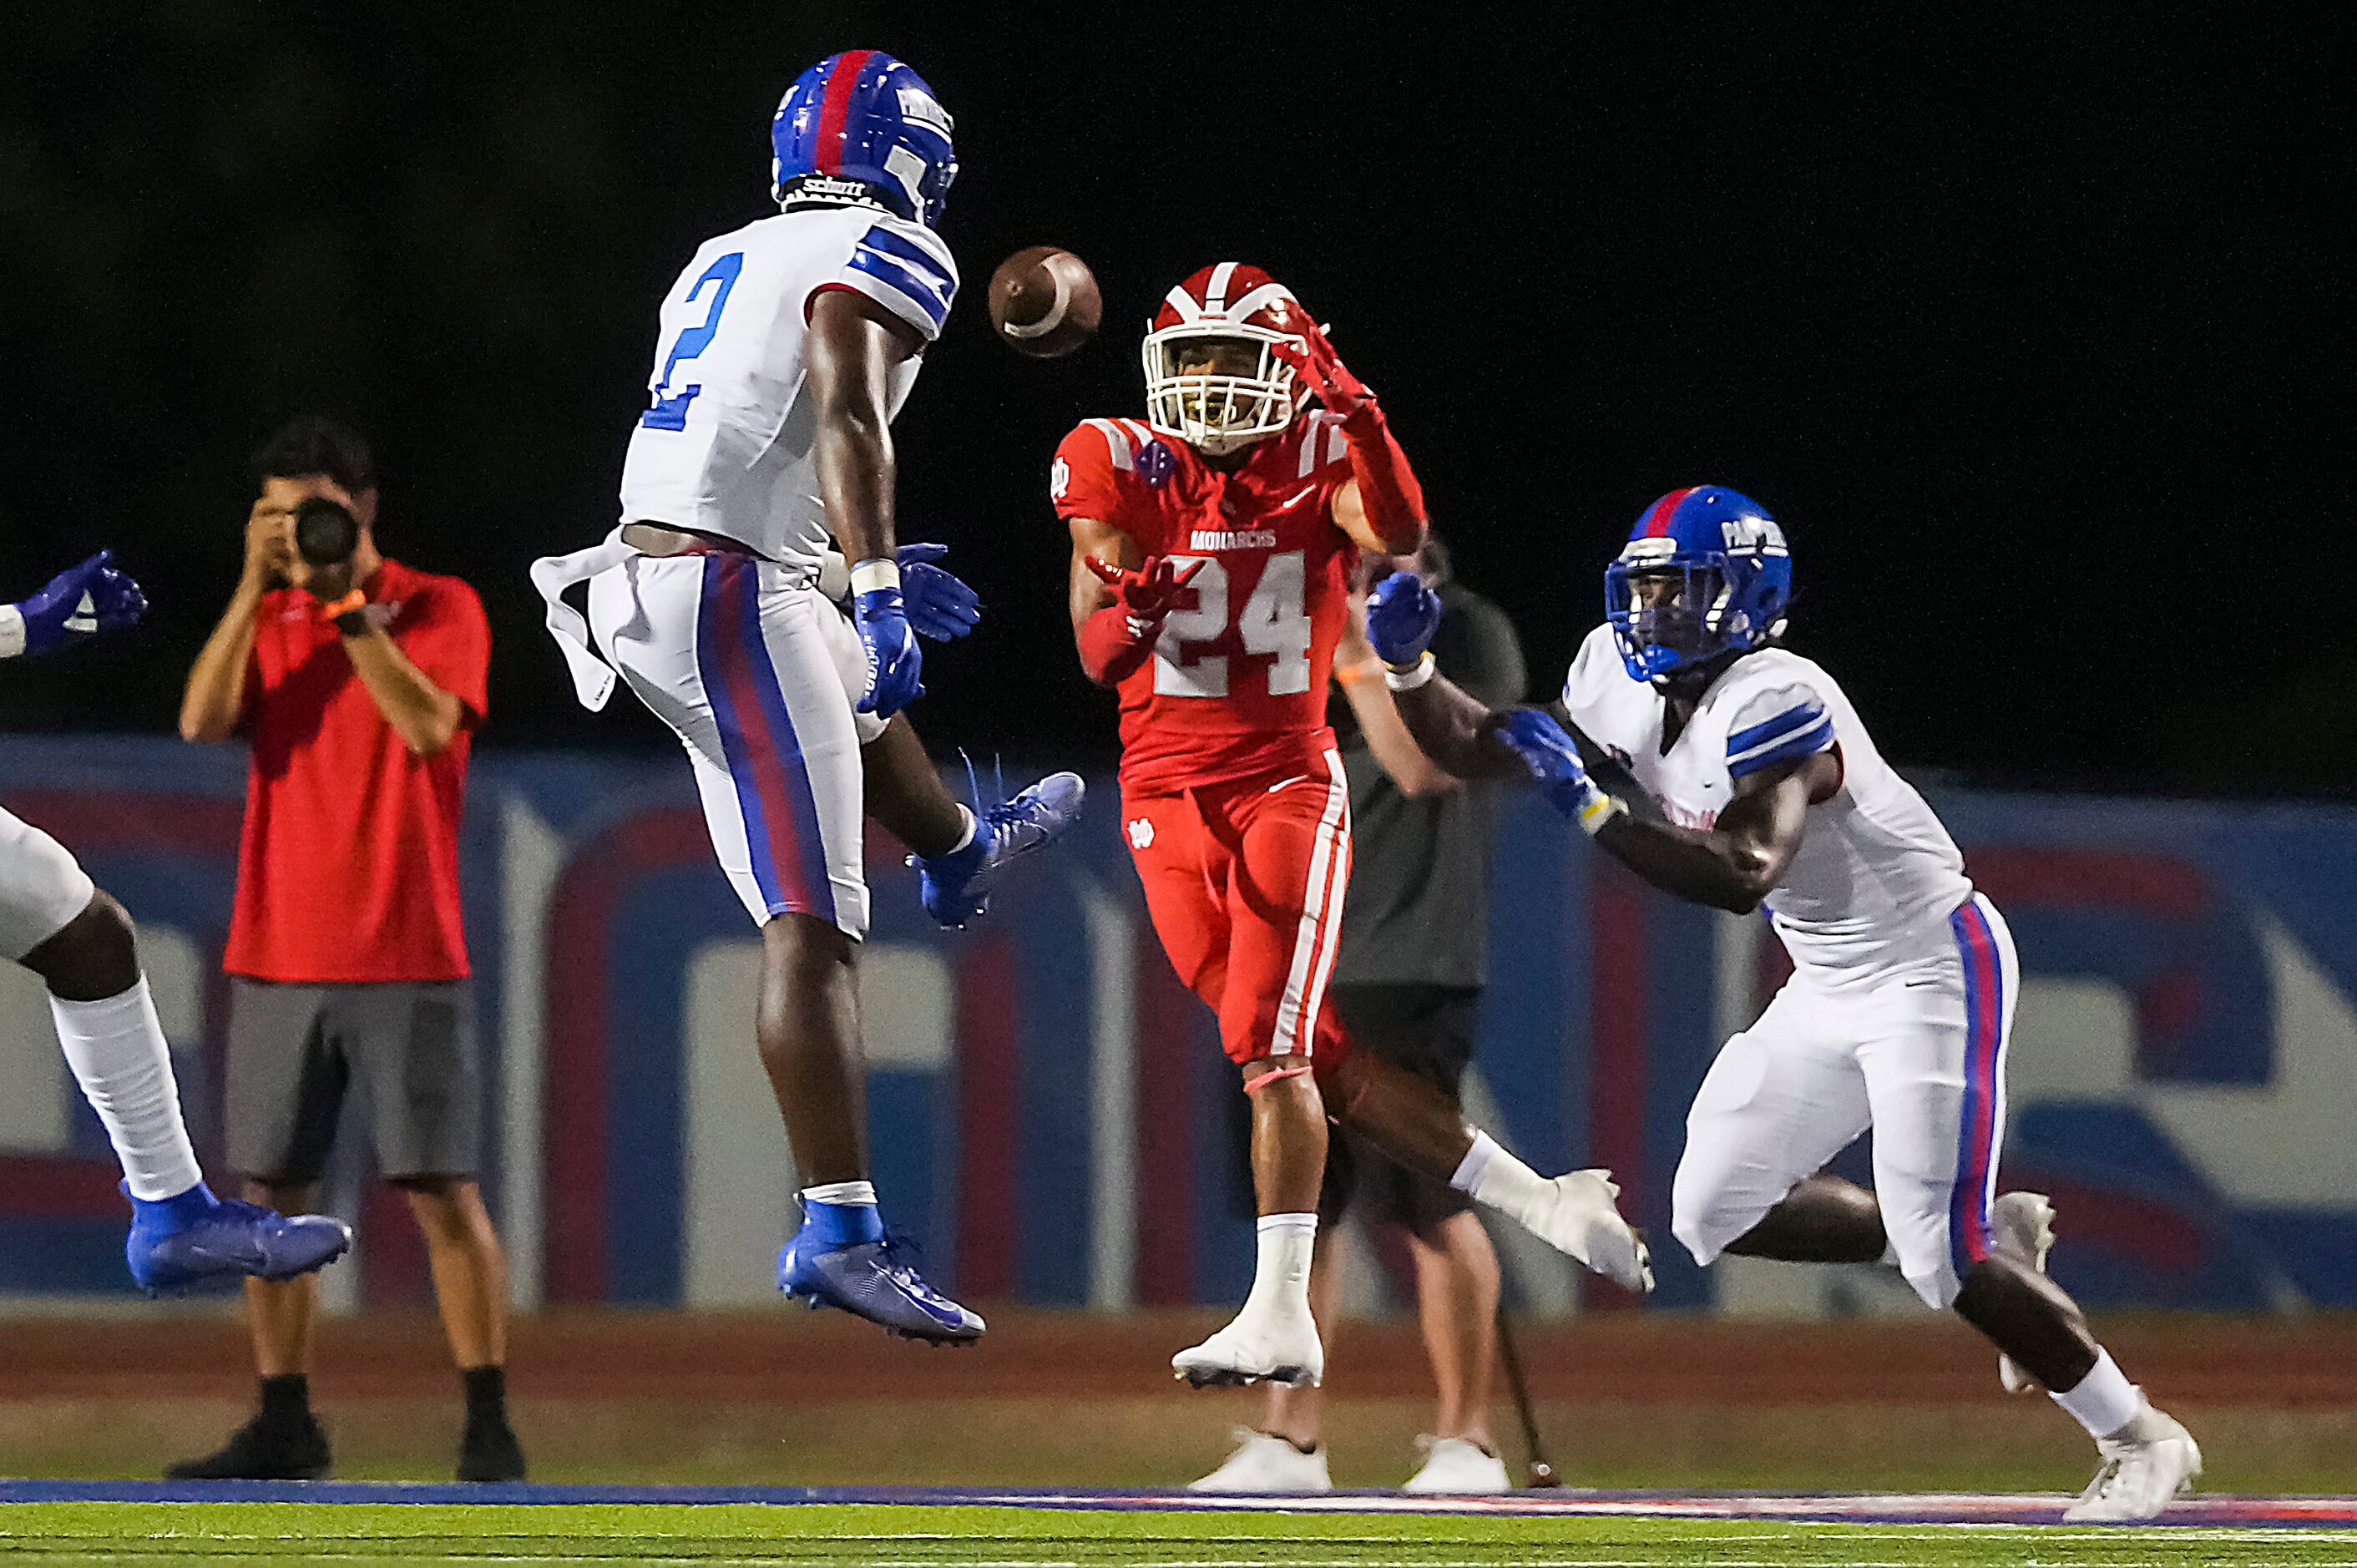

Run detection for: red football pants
[[1123, 751, 1353, 1065]]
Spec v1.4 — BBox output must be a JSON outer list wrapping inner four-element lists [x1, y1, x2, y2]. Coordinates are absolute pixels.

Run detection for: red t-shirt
[[1051, 412, 1358, 796], [222, 558, 488, 983]]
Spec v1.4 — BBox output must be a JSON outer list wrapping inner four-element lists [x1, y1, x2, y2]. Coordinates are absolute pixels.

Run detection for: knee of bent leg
[[1670, 1148, 1761, 1269], [27, 890, 140, 999], [1884, 1206, 1963, 1309]]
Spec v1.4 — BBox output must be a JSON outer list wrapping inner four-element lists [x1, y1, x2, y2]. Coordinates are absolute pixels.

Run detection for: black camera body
[[293, 496, 360, 569]]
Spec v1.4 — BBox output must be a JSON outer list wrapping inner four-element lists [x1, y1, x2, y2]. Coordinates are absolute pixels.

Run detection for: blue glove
[[853, 579, 923, 718], [3, 550, 147, 657], [895, 543, 981, 642], [1497, 709, 1623, 835], [1365, 569, 1442, 668]]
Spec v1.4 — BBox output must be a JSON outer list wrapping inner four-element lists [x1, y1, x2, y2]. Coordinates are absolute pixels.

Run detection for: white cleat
[[1188, 1429, 1333, 1493], [1991, 1191, 2058, 1393], [2062, 1405, 2203, 1522], [1529, 1170, 1654, 1293], [1172, 1305, 1324, 1389], [1401, 1435, 1513, 1495]]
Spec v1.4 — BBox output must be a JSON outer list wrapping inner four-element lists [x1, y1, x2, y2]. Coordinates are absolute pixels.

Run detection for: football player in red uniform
[[1058, 265, 1651, 1389]]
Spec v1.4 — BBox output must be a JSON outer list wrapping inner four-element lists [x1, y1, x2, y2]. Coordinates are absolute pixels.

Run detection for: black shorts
[[1223, 982, 1482, 1237]]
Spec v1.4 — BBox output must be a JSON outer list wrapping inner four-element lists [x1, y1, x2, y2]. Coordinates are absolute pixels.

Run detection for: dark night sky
[[0, 7, 2341, 792]]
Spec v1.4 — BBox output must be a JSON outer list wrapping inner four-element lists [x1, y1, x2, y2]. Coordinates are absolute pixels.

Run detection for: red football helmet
[[1141, 262, 1311, 455]]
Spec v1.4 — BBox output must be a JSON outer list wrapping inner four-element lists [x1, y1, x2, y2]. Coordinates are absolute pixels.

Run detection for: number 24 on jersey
[[1152, 552, 1313, 699]]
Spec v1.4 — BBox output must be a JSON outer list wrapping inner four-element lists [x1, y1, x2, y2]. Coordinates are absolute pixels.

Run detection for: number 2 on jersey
[[1153, 551, 1313, 699], [640, 252, 745, 431]]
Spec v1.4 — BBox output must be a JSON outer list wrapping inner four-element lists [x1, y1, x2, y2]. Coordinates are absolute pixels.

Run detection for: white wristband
[[0, 604, 23, 660], [848, 559, 901, 597], [1383, 651, 1435, 691]]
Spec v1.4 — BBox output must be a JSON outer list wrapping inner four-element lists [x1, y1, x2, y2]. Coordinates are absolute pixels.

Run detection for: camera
[[293, 496, 359, 569]]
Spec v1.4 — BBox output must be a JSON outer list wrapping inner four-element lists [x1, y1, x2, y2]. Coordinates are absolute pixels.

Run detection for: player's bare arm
[[180, 493, 304, 742], [1385, 669, 1527, 783], [807, 284, 929, 717], [806, 286, 922, 569], [1331, 590, 1456, 798], [1588, 748, 1839, 914], [1359, 569, 1526, 781]]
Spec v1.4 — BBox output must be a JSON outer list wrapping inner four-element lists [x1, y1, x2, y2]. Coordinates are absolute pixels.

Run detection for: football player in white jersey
[[1366, 486, 2200, 1521], [530, 51, 1080, 1343], [3, 554, 352, 1290]]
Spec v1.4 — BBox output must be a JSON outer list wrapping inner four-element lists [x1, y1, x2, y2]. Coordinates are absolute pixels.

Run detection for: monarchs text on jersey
[[619, 204, 958, 574], [1055, 412, 1360, 794]]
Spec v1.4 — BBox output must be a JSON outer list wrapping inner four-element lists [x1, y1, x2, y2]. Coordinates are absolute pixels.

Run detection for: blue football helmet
[[1605, 486, 1792, 681], [771, 51, 958, 229]]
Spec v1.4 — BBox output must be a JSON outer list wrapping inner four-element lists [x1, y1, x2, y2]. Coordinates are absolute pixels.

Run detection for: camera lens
[[294, 498, 360, 568]]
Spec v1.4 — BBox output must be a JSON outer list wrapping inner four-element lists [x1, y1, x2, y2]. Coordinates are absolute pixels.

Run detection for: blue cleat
[[125, 1183, 354, 1294], [912, 771, 1085, 928], [776, 1227, 985, 1345]]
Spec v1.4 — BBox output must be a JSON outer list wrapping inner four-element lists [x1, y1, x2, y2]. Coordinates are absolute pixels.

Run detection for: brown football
[[987, 245, 1103, 358]]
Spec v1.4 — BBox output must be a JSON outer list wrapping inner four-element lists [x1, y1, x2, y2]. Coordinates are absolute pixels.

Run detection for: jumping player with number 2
[[1058, 266, 1651, 1392], [533, 51, 1083, 1348]]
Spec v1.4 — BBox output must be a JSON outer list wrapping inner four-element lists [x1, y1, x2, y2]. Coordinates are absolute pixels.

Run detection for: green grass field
[[3, 1504, 2355, 1568]]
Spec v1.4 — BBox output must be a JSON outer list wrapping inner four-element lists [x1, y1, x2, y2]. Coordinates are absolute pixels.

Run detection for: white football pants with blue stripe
[[588, 551, 885, 938], [1672, 893, 2019, 1308]]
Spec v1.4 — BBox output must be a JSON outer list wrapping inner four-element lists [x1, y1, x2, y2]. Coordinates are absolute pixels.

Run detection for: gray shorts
[[225, 978, 483, 1184]]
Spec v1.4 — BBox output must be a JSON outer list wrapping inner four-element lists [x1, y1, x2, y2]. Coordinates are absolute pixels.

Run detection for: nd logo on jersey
[[1050, 457, 1071, 503]]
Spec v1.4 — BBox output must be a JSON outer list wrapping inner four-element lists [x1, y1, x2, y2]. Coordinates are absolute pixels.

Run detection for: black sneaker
[[165, 1412, 331, 1480], [457, 1415, 526, 1483]]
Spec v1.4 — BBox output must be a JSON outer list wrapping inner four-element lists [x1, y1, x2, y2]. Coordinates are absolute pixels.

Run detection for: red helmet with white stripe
[[1142, 262, 1311, 456]]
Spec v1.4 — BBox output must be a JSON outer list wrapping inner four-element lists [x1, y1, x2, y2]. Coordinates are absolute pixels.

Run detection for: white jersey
[[1560, 625, 1972, 978], [616, 201, 958, 574]]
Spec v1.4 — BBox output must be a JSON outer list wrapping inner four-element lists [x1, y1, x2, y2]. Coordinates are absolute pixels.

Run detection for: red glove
[[1281, 318, 1426, 551], [1282, 316, 1379, 425], [1078, 554, 1205, 685]]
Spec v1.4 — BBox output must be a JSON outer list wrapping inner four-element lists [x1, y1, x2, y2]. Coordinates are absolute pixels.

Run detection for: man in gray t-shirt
[[1193, 533, 1528, 1496]]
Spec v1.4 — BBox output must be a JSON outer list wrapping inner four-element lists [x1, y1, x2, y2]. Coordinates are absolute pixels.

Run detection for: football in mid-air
[[987, 245, 1102, 358]]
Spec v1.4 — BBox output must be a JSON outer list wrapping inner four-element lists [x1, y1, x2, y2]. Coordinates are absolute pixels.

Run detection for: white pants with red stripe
[[1671, 893, 2018, 1308], [587, 552, 885, 938]]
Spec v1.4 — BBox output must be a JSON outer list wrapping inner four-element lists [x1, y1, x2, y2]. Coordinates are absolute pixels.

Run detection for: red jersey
[[222, 557, 489, 983], [1054, 412, 1358, 794]]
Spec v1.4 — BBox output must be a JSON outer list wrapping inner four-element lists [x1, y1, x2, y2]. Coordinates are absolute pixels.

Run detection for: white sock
[[800, 1180, 878, 1206], [50, 978, 203, 1202], [1450, 1131, 1551, 1231], [1246, 1212, 1317, 1313], [2052, 1349, 2144, 1439], [945, 805, 978, 856]]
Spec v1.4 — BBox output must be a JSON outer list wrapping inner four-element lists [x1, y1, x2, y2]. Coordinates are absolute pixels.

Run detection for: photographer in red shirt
[[174, 417, 519, 1483]]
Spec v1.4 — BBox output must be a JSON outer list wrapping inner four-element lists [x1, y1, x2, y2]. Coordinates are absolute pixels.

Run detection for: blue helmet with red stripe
[[771, 51, 958, 229], [1605, 486, 1792, 681]]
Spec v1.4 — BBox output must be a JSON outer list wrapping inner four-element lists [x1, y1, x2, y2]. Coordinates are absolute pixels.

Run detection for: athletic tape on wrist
[[1383, 651, 1436, 691], [1577, 790, 1626, 837], [849, 559, 901, 597]]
